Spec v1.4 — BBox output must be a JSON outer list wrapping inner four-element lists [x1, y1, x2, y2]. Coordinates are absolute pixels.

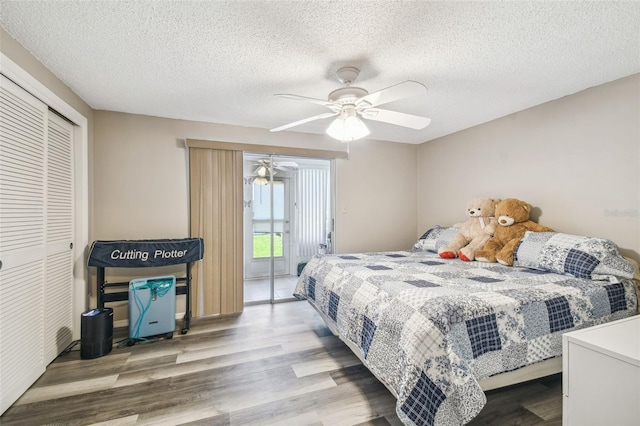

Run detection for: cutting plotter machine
[[87, 238, 204, 335]]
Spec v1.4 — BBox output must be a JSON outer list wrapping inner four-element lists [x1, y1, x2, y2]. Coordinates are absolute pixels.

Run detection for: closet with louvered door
[[0, 74, 75, 414], [43, 112, 74, 364]]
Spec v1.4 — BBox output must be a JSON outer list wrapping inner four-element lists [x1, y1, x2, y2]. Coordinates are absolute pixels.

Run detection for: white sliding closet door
[[0, 75, 74, 414], [44, 112, 74, 363]]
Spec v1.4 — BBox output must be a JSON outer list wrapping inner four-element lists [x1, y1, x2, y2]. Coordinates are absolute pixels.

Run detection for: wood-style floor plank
[[0, 301, 562, 425]]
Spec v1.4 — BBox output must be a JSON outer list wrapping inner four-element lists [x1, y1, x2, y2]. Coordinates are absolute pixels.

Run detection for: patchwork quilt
[[293, 251, 638, 426]]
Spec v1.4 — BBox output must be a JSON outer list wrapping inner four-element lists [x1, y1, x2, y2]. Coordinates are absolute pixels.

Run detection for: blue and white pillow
[[515, 231, 634, 282], [412, 226, 459, 253]]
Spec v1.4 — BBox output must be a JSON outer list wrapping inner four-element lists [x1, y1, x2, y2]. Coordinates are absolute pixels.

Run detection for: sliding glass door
[[245, 178, 290, 278], [243, 153, 333, 304]]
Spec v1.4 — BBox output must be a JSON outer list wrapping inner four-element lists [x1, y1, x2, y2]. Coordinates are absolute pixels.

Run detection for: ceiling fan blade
[[356, 81, 427, 108], [361, 108, 431, 129], [274, 161, 298, 167], [252, 160, 298, 171], [270, 112, 338, 132], [273, 161, 299, 170], [275, 94, 339, 110]]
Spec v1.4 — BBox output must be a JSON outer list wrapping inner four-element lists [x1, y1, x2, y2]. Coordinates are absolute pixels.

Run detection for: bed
[[293, 228, 639, 426]]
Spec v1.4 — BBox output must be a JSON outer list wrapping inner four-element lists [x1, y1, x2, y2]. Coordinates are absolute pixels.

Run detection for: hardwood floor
[[243, 275, 299, 303], [0, 301, 562, 425]]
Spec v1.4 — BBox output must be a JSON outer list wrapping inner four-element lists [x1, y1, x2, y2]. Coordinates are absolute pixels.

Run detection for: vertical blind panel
[[0, 260, 45, 414], [46, 114, 73, 244], [0, 79, 46, 255], [207, 150, 221, 315], [189, 148, 243, 317], [220, 151, 242, 314], [43, 251, 74, 363], [297, 167, 330, 258]]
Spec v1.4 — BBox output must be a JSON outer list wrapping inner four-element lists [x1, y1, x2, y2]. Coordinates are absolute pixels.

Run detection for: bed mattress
[[294, 250, 637, 426]]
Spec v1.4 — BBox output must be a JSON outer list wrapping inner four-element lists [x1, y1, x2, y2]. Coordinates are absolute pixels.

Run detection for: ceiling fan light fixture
[[326, 111, 370, 142], [253, 162, 276, 185], [253, 176, 271, 185]]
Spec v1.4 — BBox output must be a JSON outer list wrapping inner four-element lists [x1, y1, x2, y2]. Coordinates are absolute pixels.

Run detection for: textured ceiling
[[1, 1, 639, 144]]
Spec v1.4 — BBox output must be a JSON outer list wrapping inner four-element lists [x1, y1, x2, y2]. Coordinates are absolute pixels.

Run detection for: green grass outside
[[253, 233, 283, 258]]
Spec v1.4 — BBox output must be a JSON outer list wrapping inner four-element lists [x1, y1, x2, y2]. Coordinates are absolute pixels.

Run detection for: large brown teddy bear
[[475, 198, 554, 266], [438, 198, 500, 261]]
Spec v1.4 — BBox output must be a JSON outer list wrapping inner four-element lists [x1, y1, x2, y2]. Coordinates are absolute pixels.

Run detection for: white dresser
[[562, 315, 640, 426]]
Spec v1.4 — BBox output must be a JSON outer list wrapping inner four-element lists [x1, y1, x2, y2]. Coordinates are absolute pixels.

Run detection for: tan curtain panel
[[189, 148, 243, 317]]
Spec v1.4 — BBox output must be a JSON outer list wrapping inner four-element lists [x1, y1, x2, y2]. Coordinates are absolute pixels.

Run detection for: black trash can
[[81, 307, 113, 359]]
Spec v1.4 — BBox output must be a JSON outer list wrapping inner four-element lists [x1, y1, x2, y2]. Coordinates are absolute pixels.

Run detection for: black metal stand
[[88, 238, 203, 336], [96, 263, 192, 334]]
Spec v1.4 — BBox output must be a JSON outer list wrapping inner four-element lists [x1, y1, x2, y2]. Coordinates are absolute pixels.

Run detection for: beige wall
[[91, 111, 349, 240], [93, 111, 419, 319], [417, 73, 640, 262], [336, 139, 418, 253], [93, 111, 418, 252]]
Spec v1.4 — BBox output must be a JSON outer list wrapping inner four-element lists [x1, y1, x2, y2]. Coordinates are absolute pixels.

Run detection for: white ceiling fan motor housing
[[328, 86, 369, 104], [329, 67, 369, 105]]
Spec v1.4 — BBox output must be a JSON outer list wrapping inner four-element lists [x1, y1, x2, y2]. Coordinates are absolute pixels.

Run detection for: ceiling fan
[[252, 158, 299, 173], [270, 67, 431, 142], [251, 159, 298, 184]]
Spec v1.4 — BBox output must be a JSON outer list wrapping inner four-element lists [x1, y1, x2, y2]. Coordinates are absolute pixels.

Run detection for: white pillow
[[515, 231, 634, 282]]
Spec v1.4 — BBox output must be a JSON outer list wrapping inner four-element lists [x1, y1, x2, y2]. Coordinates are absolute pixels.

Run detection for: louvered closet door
[[44, 112, 74, 363], [0, 75, 47, 414], [0, 75, 74, 414]]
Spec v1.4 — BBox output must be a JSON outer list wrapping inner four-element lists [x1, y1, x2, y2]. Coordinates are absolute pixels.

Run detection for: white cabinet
[[563, 315, 640, 426]]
